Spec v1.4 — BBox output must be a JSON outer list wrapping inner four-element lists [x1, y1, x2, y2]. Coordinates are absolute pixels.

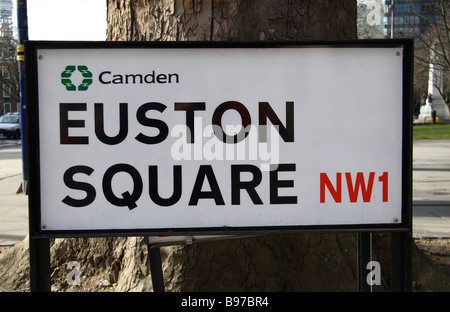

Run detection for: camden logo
[[61, 65, 93, 91]]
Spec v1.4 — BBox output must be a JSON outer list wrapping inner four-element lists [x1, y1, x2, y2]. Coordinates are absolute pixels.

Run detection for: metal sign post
[[147, 243, 165, 292], [357, 232, 372, 292], [391, 232, 412, 291], [17, 0, 29, 191], [29, 237, 51, 292]]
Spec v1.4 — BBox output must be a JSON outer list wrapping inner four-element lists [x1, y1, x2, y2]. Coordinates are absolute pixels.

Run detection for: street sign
[[26, 40, 413, 237]]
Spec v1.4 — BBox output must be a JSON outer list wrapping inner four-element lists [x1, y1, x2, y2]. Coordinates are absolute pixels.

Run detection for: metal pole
[[29, 237, 51, 292], [390, 0, 395, 39], [17, 0, 28, 192], [357, 232, 372, 292], [391, 232, 412, 292], [147, 240, 165, 292]]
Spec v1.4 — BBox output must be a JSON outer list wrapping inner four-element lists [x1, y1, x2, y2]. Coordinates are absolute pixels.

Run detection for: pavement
[[0, 138, 449, 245], [0, 141, 28, 245], [413, 139, 450, 238]]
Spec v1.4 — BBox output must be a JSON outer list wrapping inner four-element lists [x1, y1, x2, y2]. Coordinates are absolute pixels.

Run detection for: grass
[[413, 124, 450, 140]]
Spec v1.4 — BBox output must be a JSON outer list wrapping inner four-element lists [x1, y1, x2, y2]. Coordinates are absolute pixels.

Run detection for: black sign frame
[[25, 39, 414, 239]]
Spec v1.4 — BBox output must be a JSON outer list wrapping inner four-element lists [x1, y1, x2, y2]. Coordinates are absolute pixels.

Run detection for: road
[[0, 137, 449, 244]]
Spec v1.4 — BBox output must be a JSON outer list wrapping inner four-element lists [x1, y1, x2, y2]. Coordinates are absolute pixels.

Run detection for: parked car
[[0, 112, 21, 139]]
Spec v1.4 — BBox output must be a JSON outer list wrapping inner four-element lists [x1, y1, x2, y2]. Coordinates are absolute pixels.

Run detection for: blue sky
[[26, 0, 106, 40]]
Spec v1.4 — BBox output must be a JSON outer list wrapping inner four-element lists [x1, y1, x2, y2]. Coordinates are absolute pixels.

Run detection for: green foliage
[[100, 282, 117, 292], [413, 124, 450, 140]]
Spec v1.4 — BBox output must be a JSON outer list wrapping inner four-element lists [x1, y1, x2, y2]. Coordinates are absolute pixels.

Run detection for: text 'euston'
[[60, 100, 298, 210]]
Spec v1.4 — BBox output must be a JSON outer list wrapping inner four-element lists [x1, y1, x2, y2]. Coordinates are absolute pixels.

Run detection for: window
[[2, 67, 10, 79], [3, 85, 11, 98], [4, 103, 11, 113]]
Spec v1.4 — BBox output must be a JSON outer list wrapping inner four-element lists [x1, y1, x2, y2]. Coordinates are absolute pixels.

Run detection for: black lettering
[[98, 71, 111, 84], [62, 165, 96, 207], [168, 73, 179, 83], [112, 75, 123, 84], [231, 165, 263, 205], [99, 71, 178, 84], [270, 164, 297, 204], [102, 164, 143, 210], [59, 103, 89, 144], [212, 101, 251, 143], [135, 102, 169, 144], [259, 101, 294, 142], [156, 74, 167, 83], [148, 165, 182, 206], [94, 103, 128, 145], [144, 71, 155, 83], [174, 102, 206, 143], [125, 74, 143, 84], [189, 165, 225, 205]]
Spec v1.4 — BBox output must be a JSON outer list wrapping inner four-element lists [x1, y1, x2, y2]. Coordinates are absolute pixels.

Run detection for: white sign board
[[27, 42, 411, 235]]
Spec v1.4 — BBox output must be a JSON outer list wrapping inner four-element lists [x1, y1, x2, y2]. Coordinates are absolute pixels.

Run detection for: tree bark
[[107, 0, 357, 42], [162, 233, 359, 291]]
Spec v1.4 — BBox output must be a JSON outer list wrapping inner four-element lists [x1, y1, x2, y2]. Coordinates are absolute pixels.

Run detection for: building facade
[[383, 0, 436, 39]]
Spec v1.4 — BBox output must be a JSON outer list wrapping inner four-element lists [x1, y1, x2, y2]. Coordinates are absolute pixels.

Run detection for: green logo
[[61, 65, 93, 91]]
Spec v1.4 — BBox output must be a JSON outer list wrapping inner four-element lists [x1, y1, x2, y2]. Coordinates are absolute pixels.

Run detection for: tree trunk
[[162, 233, 360, 291], [107, 0, 357, 42], [105, 0, 365, 292]]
